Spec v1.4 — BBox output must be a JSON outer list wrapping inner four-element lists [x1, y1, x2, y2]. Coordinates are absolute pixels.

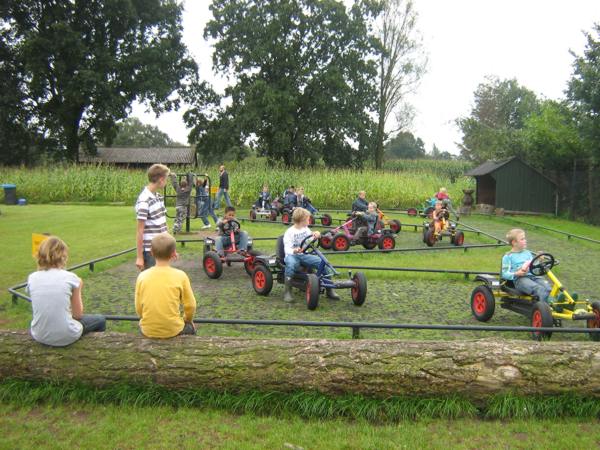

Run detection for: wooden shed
[[79, 147, 197, 166], [465, 157, 557, 214]]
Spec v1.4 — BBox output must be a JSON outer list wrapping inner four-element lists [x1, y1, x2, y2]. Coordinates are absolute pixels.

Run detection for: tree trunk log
[[1, 331, 599, 400]]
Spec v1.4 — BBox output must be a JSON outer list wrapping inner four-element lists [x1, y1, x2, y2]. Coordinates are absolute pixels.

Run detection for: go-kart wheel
[[529, 253, 555, 276], [306, 273, 320, 310], [587, 301, 600, 341], [377, 235, 396, 251], [249, 210, 257, 222], [453, 231, 465, 246], [531, 301, 553, 341], [351, 272, 367, 306], [389, 219, 401, 233], [281, 212, 291, 224], [320, 234, 333, 250], [407, 208, 418, 217], [321, 214, 332, 226], [332, 233, 350, 251], [203, 252, 223, 279], [269, 210, 278, 221], [470, 285, 495, 322], [308, 215, 315, 226], [362, 240, 377, 250], [424, 229, 436, 247], [252, 265, 273, 296]]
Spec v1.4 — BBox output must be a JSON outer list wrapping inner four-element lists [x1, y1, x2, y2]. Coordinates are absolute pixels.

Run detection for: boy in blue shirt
[[501, 228, 552, 303]]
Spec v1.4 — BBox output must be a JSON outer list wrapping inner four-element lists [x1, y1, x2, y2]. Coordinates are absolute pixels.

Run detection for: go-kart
[[202, 219, 260, 279], [250, 235, 367, 310], [319, 213, 395, 251], [422, 208, 464, 247], [470, 252, 600, 341], [280, 206, 332, 226], [249, 199, 278, 221]]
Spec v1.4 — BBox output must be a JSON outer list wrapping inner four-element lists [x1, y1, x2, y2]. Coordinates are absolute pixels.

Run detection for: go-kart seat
[[276, 236, 286, 266], [499, 275, 538, 299]]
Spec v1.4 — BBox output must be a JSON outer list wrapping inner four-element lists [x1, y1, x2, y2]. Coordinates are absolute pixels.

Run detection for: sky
[[131, 1, 600, 155]]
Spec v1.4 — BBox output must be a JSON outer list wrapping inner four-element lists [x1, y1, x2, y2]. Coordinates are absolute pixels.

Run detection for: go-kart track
[[9, 214, 600, 341]]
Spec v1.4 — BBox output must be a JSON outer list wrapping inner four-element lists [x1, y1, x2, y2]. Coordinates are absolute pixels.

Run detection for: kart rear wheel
[[531, 302, 553, 341], [320, 234, 333, 250], [470, 285, 495, 322], [252, 265, 273, 296], [425, 229, 436, 247], [249, 210, 257, 222], [306, 273, 320, 310], [351, 272, 367, 306], [453, 231, 465, 246], [281, 212, 291, 224], [332, 233, 350, 251], [587, 301, 600, 341], [269, 210, 278, 221], [308, 215, 315, 225], [377, 235, 396, 251], [203, 252, 223, 279], [407, 208, 418, 217], [321, 214, 332, 226], [389, 219, 401, 233]]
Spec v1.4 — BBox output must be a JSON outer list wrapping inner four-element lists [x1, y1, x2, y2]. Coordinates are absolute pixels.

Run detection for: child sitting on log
[[28, 236, 106, 346], [135, 232, 197, 338]]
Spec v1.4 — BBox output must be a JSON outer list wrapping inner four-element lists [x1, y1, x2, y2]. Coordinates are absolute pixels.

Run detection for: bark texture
[[1, 331, 599, 400]]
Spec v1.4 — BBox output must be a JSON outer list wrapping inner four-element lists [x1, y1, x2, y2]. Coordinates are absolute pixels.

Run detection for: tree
[[1, 0, 197, 162], [373, 0, 426, 169], [191, 0, 378, 167], [110, 118, 182, 148], [429, 143, 453, 160], [457, 77, 540, 162], [384, 131, 425, 159]]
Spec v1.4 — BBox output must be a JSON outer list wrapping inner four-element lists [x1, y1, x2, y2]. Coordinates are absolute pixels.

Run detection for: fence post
[[352, 326, 361, 339], [89, 262, 95, 272]]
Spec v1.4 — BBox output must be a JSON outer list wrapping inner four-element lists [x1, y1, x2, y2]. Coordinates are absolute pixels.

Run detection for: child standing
[[501, 228, 552, 303], [195, 177, 218, 229], [282, 208, 338, 303], [28, 237, 106, 346], [170, 173, 192, 234], [215, 206, 249, 256], [135, 233, 197, 338]]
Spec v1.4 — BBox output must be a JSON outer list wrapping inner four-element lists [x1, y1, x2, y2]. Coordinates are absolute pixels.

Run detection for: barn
[[464, 157, 557, 214], [79, 147, 197, 166]]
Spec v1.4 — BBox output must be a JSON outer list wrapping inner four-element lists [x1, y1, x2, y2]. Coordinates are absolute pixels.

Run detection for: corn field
[[0, 158, 474, 208]]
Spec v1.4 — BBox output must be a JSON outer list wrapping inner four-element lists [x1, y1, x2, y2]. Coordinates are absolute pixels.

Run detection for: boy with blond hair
[[135, 164, 170, 270], [501, 228, 552, 303], [282, 208, 338, 302], [135, 233, 197, 338]]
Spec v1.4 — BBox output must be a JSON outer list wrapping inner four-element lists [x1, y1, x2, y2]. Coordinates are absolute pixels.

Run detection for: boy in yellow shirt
[[135, 233, 197, 338]]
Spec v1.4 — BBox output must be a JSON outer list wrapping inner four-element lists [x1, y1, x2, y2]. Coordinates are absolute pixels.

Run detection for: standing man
[[135, 164, 170, 270], [213, 164, 232, 209]]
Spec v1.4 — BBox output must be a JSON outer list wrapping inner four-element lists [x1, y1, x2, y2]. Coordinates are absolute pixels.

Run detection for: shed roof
[[80, 147, 196, 164], [464, 158, 511, 176]]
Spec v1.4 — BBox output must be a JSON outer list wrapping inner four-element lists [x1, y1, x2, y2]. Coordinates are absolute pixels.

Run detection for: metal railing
[[500, 217, 600, 245]]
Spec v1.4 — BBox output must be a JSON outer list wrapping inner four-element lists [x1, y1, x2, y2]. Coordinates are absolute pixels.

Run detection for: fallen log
[[1, 330, 599, 400]]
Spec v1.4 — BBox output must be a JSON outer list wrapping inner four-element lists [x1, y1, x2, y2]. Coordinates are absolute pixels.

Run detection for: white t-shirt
[[28, 269, 83, 346], [283, 225, 313, 256]]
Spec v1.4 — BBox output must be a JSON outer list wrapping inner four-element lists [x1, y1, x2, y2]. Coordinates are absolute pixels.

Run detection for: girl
[[28, 236, 106, 346]]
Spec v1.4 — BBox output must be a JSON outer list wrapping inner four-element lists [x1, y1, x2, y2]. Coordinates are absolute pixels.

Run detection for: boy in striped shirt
[[135, 164, 170, 270]]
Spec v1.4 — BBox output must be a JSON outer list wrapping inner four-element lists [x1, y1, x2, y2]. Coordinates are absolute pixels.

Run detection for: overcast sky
[[132, 0, 600, 155]]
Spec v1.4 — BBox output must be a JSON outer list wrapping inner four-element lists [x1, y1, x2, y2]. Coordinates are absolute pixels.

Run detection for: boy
[[295, 187, 317, 214], [430, 200, 446, 234], [283, 186, 297, 209], [135, 233, 197, 338], [215, 206, 249, 256], [170, 173, 193, 234], [355, 201, 379, 238], [352, 190, 368, 213], [255, 184, 272, 209], [282, 207, 338, 303], [135, 164, 170, 270], [214, 164, 232, 209], [501, 228, 552, 304]]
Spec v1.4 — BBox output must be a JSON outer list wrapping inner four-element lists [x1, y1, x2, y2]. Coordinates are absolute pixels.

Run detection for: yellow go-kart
[[470, 252, 600, 340], [422, 208, 464, 247]]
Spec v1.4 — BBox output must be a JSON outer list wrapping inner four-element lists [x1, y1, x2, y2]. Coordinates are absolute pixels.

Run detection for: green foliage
[[1, 0, 197, 162], [385, 131, 426, 159], [109, 118, 183, 148]]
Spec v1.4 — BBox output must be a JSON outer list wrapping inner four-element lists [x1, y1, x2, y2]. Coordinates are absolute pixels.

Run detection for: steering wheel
[[221, 219, 241, 233], [529, 252, 555, 276], [299, 234, 319, 254]]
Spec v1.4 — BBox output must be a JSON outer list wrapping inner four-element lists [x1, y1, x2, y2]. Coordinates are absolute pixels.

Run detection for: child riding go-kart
[[249, 199, 278, 221], [202, 219, 260, 279], [470, 252, 600, 341], [422, 202, 464, 247], [251, 235, 367, 310], [320, 211, 396, 251]]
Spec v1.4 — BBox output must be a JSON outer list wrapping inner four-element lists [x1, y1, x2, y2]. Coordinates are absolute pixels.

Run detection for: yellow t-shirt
[[135, 265, 197, 338]]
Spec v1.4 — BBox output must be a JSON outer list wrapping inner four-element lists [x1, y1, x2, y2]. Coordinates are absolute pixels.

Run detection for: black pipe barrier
[[500, 216, 600, 245], [332, 264, 498, 278], [321, 242, 507, 256], [453, 220, 508, 244]]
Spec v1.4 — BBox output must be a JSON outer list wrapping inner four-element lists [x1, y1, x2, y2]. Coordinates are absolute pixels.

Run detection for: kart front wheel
[[407, 208, 418, 217], [281, 212, 291, 224], [424, 229, 436, 247], [269, 210, 278, 221], [306, 273, 320, 310], [203, 252, 223, 279], [389, 219, 401, 233], [470, 285, 495, 322], [249, 210, 257, 222], [531, 301, 553, 341], [243, 250, 261, 276], [351, 272, 367, 306], [587, 301, 600, 341], [320, 234, 333, 250], [332, 233, 350, 251], [453, 231, 465, 246], [321, 214, 332, 226], [378, 235, 396, 251], [252, 265, 273, 296]]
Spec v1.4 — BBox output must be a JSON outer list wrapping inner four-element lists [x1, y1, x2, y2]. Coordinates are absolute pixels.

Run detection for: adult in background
[[213, 164, 232, 209]]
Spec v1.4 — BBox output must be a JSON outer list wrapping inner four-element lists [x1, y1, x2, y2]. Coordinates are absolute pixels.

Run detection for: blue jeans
[[196, 197, 218, 225], [284, 253, 333, 278], [304, 203, 317, 214], [214, 188, 232, 209], [143, 251, 155, 270], [515, 276, 552, 303], [216, 231, 248, 255], [77, 314, 106, 334]]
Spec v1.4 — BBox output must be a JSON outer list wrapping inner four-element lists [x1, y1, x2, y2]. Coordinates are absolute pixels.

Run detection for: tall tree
[[384, 131, 425, 159], [373, 0, 426, 169], [110, 118, 182, 148], [457, 77, 539, 162], [192, 0, 378, 167], [1, 0, 197, 162]]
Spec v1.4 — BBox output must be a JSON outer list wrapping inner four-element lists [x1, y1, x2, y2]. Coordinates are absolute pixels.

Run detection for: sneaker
[[201, 224, 211, 229]]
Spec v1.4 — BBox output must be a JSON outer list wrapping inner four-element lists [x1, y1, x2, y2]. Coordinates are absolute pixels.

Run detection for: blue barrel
[[2, 184, 17, 205]]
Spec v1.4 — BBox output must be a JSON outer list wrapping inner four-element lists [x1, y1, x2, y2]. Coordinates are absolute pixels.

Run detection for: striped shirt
[[135, 187, 167, 252]]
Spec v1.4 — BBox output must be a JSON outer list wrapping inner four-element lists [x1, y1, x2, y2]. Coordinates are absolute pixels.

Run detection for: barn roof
[[80, 147, 196, 164]]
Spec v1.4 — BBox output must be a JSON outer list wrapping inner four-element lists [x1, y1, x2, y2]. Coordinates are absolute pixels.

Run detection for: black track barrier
[[332, 264, 497, 278], [499, 216, 600, 245], [321, 242, 507, 256]]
